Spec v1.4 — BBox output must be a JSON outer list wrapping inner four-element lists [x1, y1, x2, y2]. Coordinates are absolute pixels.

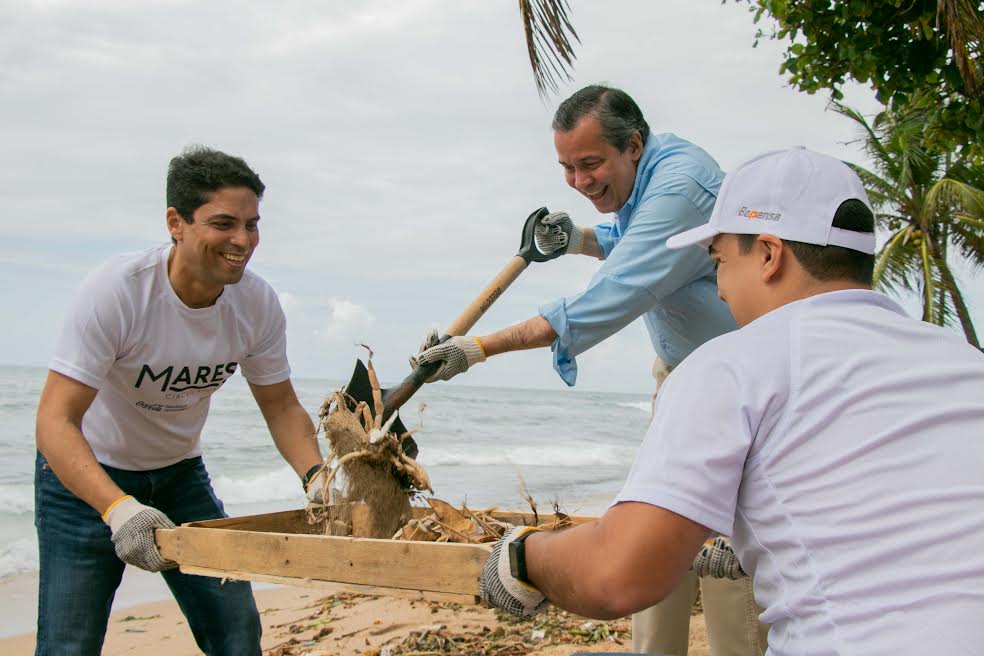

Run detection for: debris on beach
[[308, 348, 431, 539], [262, 592, 631, 656]]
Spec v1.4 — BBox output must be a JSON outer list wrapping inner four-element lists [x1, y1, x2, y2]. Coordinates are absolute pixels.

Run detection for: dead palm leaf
[[519, 0, 580, 98]]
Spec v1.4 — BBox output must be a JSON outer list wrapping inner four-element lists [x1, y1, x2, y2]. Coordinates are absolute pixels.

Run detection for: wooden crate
[[155, 506, 591, 604]]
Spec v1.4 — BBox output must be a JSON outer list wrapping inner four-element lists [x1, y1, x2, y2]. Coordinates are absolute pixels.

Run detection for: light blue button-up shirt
[[539, 133, 738, 386]]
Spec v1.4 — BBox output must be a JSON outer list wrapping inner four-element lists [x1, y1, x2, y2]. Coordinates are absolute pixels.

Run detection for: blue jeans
[[34, 452, 261, 656]]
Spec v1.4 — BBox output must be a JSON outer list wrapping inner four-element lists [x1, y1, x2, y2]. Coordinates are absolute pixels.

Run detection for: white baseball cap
[[666, 147, 876, 254]]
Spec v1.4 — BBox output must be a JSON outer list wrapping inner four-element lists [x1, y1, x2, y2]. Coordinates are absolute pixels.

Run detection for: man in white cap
[[476, 147, 984, 654]]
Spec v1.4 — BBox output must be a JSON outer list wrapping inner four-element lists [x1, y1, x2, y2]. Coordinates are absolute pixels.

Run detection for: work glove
[[409, 330, 486, 382], [103, 495, 178, 572], [534, 211, 584, 256], [691, 536, 746, 579], [303, 465, 326, 504], [480, 526, 549, 617]]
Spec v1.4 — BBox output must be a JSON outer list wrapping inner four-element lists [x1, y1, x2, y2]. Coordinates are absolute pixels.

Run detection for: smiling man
[[33, 146, 325, 656], [478, 147, 984, 654], [414, 85, 766, 655]]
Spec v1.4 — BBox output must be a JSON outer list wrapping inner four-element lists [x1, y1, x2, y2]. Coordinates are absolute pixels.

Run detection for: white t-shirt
[[614, 289, 984, 655], [50, 244, 290, 470]]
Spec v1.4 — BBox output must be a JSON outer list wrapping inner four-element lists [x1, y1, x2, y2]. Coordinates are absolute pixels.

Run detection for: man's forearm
[[479, 315, 557, 358], [267, 405, 322, 476], [523, 503, 710, 619], [579, 228, 604, 259], [37, 418, 125, 514]]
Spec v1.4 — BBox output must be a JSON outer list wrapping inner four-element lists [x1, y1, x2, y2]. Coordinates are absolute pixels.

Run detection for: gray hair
[[552, 84, 650, 152]]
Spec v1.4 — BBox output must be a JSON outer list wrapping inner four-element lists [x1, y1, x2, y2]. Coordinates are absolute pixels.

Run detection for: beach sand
[[0, 584, 710, 655]]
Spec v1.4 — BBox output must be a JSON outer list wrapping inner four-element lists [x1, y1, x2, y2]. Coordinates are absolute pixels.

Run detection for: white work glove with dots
[[691, 536, 746, 579], [103, 496, 178, 572], [480, 526, 549, 617], [409, 329, 486, 383], [534, 211, 584, 256]]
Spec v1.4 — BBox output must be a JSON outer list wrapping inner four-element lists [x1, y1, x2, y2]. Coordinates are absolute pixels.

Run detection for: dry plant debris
[[388, 605, 629, 656], [308, 349, 431, 538], [262, 593, 630, 656], [394, 498, 573, 544]]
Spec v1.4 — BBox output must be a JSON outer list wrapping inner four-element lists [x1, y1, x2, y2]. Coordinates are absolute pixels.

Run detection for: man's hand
[[304, 466, 326, 504], [691, 536, 746, 579], [103, 496, 178, 572], [480, 527, 549, 617], [535, 211, 584, 256], [409, 332, 486, 382]]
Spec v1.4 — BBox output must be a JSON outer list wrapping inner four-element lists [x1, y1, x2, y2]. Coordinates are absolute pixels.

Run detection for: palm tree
[[835, 96, 984, 347]]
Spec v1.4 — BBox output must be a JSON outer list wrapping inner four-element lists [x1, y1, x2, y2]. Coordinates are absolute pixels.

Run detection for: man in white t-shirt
[[477, 147, 984, 654], [34, 146, 326, 656]]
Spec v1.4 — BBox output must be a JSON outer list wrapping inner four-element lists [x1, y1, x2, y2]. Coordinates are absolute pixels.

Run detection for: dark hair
[[737, 199, 875, 284], [166, 145, 265, 223], [552, 84, 650, 152]]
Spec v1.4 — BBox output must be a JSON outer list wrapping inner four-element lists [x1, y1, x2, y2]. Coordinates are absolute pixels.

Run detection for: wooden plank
[[177, 566, 478, 605], [156, 526, 490, 596], [185, 509, 327, 535], [182, 507, 595, 536]]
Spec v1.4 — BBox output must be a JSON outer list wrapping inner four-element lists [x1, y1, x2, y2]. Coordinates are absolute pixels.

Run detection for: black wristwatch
[[508, 527, 541, 584]]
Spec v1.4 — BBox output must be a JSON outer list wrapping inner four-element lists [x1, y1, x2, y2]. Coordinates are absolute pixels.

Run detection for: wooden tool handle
[[444, 256, 528, 336]]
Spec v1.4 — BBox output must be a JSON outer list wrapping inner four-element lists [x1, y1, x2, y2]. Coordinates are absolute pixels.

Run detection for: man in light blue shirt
[[415, 85, 767, 655]]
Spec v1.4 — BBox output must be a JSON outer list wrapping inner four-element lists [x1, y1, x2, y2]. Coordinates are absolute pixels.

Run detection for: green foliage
[[838, 94, 983, 345], [733, 0, 983, 159]]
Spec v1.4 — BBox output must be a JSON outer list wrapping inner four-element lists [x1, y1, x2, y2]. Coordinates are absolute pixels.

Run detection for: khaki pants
[[634, 359, 769, 656], [632, 573, 768, 656]]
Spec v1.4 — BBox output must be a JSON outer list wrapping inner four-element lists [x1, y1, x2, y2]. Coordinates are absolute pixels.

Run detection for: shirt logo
[[738, 206, 781, 221], [134, 362, 238, 392]]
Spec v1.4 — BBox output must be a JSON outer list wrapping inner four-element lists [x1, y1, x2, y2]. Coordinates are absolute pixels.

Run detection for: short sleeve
[[49, 265, 128, 389], [612, 344, 754, 535], [238, 284, 291, 385]]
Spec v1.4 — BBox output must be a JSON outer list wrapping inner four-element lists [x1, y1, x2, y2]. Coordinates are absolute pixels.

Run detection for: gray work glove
[[409, 331, 486, 383], [534, 211, 585, 256], [104, 496, 178, 572], [691, 536, 746, 579], [480, 526, 549, 617]]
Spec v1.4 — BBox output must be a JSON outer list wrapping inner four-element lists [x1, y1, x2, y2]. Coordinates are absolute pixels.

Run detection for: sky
[[1, 0, 981, 394]]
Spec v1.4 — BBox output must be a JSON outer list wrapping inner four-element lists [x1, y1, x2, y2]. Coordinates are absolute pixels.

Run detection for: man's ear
[[628, 131, 644, 163], [758, 234, 785, 283], [166, 207, 185, 242]]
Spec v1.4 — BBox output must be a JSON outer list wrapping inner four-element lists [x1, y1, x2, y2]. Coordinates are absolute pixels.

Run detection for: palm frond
[[937, 0, 984, 95], [925, 178, 984, 219], [830, 102, 893, 169], [950, 221, 984, 269], [519, 0, 579, 98], [873, 228, 919, 293], [845, 162, 905, 213]]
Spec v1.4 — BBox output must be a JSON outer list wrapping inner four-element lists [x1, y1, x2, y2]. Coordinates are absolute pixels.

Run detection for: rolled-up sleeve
[[539, 193, 714, 386], [593, 222, 617, 259]]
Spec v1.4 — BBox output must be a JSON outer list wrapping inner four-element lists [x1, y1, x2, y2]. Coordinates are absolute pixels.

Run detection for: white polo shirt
[[615, 289, 984, 655], [50, 245, 290, 470]]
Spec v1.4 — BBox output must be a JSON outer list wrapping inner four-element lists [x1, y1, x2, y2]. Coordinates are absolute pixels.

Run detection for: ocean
[[0, 364, 653, 636]]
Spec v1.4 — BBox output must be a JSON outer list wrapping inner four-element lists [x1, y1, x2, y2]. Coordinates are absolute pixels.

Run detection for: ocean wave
[[615, 401, 651, 413], [211, 466, 306, 505], [419, 444, 630, 468], [0, 537, 38, 578], [0, 484, 34, 515]]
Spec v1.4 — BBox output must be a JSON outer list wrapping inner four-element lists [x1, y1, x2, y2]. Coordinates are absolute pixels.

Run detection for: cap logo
[[738, 206, 781, 222]]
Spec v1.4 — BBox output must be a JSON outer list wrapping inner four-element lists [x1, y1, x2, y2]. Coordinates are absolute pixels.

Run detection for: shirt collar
[[615, 134, 661, 231]]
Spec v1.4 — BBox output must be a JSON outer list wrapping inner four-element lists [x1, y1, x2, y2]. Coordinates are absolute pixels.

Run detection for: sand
[[0, 584, 710, 655]]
